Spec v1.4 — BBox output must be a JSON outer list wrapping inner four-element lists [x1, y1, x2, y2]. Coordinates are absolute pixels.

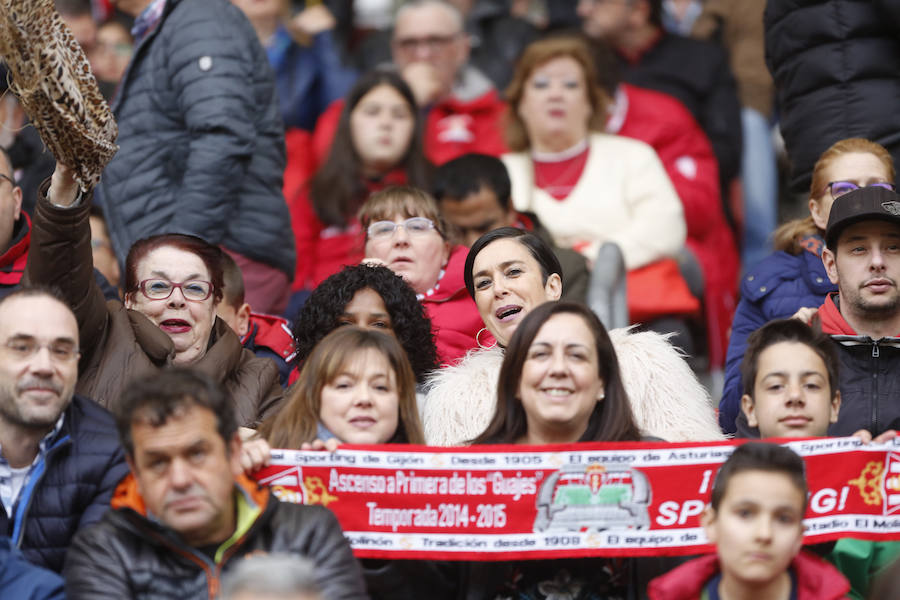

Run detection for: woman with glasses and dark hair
[[26, 164, 283, 425], [719, 138, 896, 433], [291, 67, 431, 293], [359, 184, 485, 365]]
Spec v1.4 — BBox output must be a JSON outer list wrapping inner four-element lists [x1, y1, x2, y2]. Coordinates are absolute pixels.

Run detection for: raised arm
[[23, 163, 110, 362]]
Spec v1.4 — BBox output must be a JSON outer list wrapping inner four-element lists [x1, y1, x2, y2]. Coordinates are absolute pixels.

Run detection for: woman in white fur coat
[[422, 228, 724, 445]]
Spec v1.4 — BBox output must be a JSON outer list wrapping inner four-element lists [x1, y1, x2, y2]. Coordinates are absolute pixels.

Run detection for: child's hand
[[852, 429, 898, 444], [300, 438, 340, 452], [240, 437, 272, 473], [790, 306, 818, 323]]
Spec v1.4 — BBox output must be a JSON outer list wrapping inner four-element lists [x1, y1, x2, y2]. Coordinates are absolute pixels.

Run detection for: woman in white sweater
[[500, 36, 686, 271], [422, 228, 723, 445]]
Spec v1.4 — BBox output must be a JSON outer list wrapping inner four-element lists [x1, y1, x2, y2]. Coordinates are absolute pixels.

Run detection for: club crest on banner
[[534, 464, 651, 532]]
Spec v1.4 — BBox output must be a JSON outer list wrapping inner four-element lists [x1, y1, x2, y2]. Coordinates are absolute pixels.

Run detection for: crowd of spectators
[[2, 0, 900, 598]]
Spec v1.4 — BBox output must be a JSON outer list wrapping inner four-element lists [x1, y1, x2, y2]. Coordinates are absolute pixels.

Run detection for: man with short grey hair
[[314, 0, 507, 165], [221, 555, 322, 600]]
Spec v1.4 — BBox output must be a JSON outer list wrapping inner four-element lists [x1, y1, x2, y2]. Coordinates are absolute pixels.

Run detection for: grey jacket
[[97, 0, 295, 276]]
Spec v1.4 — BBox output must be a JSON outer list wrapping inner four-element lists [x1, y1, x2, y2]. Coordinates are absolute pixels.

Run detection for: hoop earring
[[476, 327, 496, 350]]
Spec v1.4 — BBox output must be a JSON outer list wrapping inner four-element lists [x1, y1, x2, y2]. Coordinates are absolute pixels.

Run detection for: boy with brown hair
[[648, 442, 850, 599]]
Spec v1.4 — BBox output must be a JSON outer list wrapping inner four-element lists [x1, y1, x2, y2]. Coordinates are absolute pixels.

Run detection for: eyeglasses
[[826, 181, 896, 200], [0, 173, 14, 187], [367, 217, 437, 240], [3, 338, 79, 362], [138, 279, 213, 301], [393, 33, 460, 54]]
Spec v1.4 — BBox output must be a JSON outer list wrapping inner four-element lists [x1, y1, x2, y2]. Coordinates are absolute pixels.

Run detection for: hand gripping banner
[[252, 437, 900, 561]]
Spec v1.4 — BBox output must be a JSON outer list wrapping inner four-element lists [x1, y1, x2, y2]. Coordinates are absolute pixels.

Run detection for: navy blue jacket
[[96, 0, 295, 277], [267, 27, 355, 131], [719, 247, 836, 432], [0, 537, 64, 600], [0, 395, 128, 573]]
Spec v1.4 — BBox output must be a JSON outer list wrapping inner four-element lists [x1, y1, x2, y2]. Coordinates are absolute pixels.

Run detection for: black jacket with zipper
[[63, 474, 368, 600]]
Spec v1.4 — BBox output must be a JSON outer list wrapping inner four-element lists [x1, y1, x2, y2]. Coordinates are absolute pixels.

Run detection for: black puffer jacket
[[96, 0, 295, 277], [0, 395, 128, 573], [765, 0, 900, 195], [63, 475, 368, 600], [817, 294, 900, 437]]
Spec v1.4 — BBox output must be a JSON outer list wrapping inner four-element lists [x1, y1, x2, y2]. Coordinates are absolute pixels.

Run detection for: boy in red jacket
[[648, 442, 850, 600]]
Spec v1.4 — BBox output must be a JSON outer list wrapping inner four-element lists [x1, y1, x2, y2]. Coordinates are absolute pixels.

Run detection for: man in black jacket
[[577, 0, 742, 191], [813, 186, 900, 437], [64, 368, 367, 600], [0, 287, 128, 572]]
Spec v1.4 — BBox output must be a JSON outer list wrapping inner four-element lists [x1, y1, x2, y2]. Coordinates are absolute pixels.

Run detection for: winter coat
[[96, 0, 295, 277], [0, 212, 29, 296], [0, 396, 128, 573], [241, 312, 296, 387], [0, 536, 64, 600], [266, 27, 356, 131], [610, 83, 739, 366], [648, 551, 850, 600], [616, 31, 743, 184], [24, 183, 283, 427], [311, 65, 506, 169], [424, 245, 488, 366], [63, 474, 368, 600], [719, 241, 835, 433], [817, 293, 900, 436], [423, 327, 724, 446], [764, 0, 900, 195]]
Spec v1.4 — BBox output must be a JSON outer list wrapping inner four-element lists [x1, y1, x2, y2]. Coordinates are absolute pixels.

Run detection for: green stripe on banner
[[252, 437, 900, 561]]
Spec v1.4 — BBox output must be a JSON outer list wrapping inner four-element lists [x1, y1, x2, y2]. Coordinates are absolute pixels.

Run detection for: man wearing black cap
[[814, 185, 900, 436]]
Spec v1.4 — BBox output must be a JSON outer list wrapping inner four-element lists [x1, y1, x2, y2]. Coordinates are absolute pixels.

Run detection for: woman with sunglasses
[[24, 162, 283, 426], [359, 185, 486, 365], [719, 138, 896, 433]]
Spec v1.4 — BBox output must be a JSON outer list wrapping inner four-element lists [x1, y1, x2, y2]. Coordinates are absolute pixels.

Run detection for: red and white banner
[[252, 437, 900, 561]]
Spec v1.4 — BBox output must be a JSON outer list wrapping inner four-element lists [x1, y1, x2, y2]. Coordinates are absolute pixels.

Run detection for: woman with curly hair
[[292, 263, 438, 383]]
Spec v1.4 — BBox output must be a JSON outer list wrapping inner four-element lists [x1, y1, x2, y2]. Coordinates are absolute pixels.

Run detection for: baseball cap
[[825, 186, 900, 250]]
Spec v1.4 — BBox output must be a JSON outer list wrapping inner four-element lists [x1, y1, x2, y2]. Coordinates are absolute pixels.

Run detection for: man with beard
[[796, 186, 900, 437], [0, 288, 127, 572]]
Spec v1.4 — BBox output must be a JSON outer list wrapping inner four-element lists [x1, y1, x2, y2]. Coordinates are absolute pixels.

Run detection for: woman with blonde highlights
[[258, 326, 424, 448], [720, 138, 895, 433]]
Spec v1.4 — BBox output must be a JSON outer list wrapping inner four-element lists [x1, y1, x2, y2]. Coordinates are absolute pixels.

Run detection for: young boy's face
[[703, 470, 805, 587], [741, 341, 840, 438]]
